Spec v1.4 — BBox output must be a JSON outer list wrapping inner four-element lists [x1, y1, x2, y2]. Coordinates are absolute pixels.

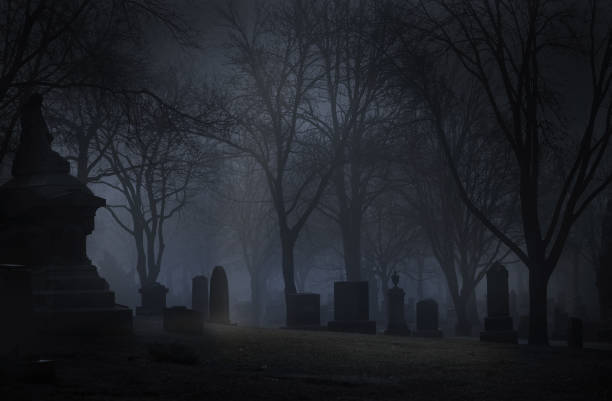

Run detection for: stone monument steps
[[34, 276, 110, 291], [35, 306, 133, 335], [33, 289, 115, 309]]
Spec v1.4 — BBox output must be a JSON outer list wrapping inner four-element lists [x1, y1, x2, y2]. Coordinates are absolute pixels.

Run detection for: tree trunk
[[466, 291, 480, 327], [250, 273, 265, 326], [417, 255, 424, 299], [528, 267, 550, 345], [280, 233, 297, 299], [454, 295, 471, 336]]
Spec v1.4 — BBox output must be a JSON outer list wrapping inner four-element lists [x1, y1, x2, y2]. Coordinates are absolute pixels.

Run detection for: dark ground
[[2, 317, 612, 401]]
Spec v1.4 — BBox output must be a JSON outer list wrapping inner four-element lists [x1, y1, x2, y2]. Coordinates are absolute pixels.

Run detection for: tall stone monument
[[0, 94, 132, 335], [598, 199, 612, 341], [384, 271, 410, 336], [480, 262, 518, 343]]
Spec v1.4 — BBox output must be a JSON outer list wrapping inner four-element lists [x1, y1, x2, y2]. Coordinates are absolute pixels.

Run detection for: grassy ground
[[2, 317, 612, 400]]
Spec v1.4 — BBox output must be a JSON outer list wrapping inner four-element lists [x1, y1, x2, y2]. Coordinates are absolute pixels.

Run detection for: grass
[[2, 317, 611, 400]]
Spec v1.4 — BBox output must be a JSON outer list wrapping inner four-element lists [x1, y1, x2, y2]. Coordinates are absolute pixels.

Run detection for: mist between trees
[[1, 0, 611, 345]]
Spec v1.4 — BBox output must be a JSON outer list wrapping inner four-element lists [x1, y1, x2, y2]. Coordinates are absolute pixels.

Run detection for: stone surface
[[598, 199, 612, 341], [0, 94, 131, 335], [327, 281, 376, 334], [209, 266, 230, 324], [0, 265, 33, 357], [137, 283, 169, 316], [286, 293, 320, 328], [480, 263, 517, 344], [414, 299, 442, 337], [191, 275, 209, 320], [568, 317, 583, 348], [163, 306, 204, 334], [384, 276, 410, 336]]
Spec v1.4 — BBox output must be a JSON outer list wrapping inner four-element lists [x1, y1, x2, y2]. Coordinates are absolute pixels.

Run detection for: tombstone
[[191, 275, 209, 321], [286, 293, 321, 328], [209, 266, 230, 324], [598, 199, 612, 342], [137, 282, 169, 316], [518, 315, 529, 339], [0, 94, 132, 335], [480, 262, 518, 343], [414, 299, 442, 337], [551, 306, 569, 341], [384, 272, 410, 336], [327, 281, 376, 334], [568, 317, 583, 349], [0, 265, 33, 358], [163, 306, 204, 334], [509, 289, 518, 322]]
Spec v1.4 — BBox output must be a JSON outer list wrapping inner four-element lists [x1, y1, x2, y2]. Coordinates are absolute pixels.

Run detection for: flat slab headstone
[[327, 281, 376, 334]]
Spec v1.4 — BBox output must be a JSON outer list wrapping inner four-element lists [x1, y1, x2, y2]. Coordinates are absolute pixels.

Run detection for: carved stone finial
[[11, 93, 70, 177]]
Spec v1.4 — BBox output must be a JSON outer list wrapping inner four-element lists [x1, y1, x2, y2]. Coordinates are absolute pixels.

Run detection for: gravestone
[[0, 94, 131, 335], [568, 317, 583, 348], [192, 275, 209, 321], [598, 199, 612, 341], [551, 306, 569, 341], [414, 299, 442, 337], [286, 293, 321, 329], [0, 265, 33, 358], [209, 266, 230, 324], [137, 282, 169, 316], [327, 281, 376, 334], [480, 262, 518, 343], [163, 306, 204, 334], [384, 272, 410, 336]]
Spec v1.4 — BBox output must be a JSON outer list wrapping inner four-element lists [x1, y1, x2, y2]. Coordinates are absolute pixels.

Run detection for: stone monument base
[[413, 329, 443, 338], [137, 283, 169, 316], [384, 326, 411, 336], [163, 307, 204, 334], [32, 265, 132, 335], [480, 330, 518, 344], [328, 320, 376, 334]]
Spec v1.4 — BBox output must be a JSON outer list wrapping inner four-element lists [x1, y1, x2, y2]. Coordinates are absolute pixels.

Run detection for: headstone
[[286, 293, 321, 328], [414, 299, 442, 337], [163, 306, 204, 334], [598, 199, 612, 342], [209, 266, 230, 324], [568, 317, 583, 348], [327, 281, 376, 334], [191, 275, 208, 320], [0, 94, 131, 335], [480, 262, 518, 343], [0, 265, 33, 358], [384, 272, 410, 336], [551, 306, 569, 341], [518, 315, 529, 339], [137, 282, 169, 316]]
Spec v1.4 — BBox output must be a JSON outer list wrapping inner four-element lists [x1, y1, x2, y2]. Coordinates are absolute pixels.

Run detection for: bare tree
[[310, 0, 402, 281], [215, 1, 341, 302], [407, 0, 612, 344], [100, 92, 210, 287]]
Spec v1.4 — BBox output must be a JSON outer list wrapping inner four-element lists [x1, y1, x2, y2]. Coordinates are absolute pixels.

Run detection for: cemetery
[[1, 1, 612, 400]]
